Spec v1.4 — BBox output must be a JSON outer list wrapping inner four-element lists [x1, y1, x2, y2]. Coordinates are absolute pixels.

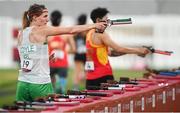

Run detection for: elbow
[[72, 49, 76, 53], [108, 54, 112, 57], [108, 50, 112, 56]]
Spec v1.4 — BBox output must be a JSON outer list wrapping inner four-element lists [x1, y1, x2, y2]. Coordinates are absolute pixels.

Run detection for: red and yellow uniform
[[86, 29, 113, 80]]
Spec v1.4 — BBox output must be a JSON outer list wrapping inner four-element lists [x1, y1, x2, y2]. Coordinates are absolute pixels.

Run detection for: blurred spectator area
[[12, 27, 20, 64], [0, 0, 180, 18], [0, 16, 180, 69]]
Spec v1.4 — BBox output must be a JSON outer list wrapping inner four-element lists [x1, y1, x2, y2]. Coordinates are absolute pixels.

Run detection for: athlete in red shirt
[[48, 10, 75, 94]]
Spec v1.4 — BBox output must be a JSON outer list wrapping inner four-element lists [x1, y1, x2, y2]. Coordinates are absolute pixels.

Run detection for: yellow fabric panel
[[86, 29, 104, 48], [97, 47, 108, 65]]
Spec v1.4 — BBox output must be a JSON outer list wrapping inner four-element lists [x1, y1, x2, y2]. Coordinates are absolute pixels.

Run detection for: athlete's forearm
[[69, 24, 96, 34], [109, 49, 126, 57], [45, 22, 106, 37], [117, 47, 142, 55]]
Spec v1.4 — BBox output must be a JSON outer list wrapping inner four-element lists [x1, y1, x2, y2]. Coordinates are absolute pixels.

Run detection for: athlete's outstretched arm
[[44, 22, 107, 36], [100, 33, 150, 56]]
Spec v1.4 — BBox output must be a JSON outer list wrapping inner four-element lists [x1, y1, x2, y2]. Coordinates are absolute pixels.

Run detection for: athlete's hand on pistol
[[94, 21, 107, 32], [138, 47, 151, 57]]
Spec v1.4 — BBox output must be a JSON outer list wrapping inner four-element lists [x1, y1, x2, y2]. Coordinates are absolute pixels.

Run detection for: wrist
[[92, 23, 96, 29]]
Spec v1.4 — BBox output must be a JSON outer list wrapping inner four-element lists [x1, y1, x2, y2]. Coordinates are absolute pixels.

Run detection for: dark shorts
[[50, 67, 68, 78], [86, 75, 114, 89], [74, 53, 86, 64]]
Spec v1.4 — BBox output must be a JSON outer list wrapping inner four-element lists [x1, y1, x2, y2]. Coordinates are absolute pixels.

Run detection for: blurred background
[[0, 0, 180, 107]]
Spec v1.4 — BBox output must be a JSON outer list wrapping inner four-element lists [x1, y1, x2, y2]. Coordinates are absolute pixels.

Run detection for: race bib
[[77, 46, 86, 54], [53, 50, 64, 59], [85, 61, 94, 71], [21, 59, 33, 71]]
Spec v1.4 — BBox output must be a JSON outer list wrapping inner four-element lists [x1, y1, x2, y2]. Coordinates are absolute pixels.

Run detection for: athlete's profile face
[[34, 9, 49, 26], [97, 14, 108, 32], [100, 15, 108, 23]]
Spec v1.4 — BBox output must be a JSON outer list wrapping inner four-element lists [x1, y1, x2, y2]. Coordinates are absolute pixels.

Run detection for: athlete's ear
[[32, 15, 38, 21], [96, 18, 101, 23]]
